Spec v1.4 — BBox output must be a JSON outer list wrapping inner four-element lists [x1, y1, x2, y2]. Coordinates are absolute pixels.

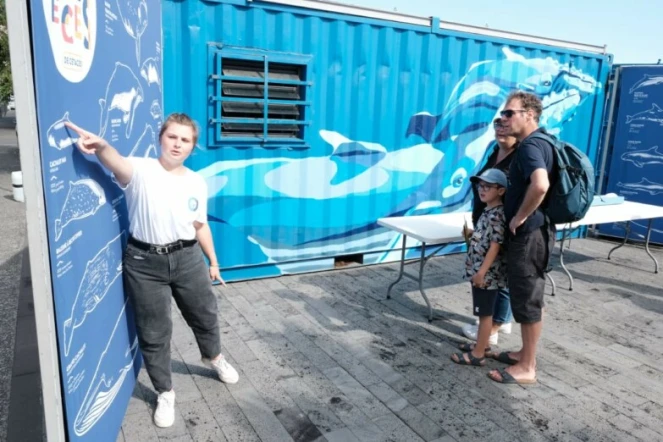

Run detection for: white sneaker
[[473, 319, 512, 334], [202, 354, 239, 384], [462, 323, 498, 345], [154, 390, 175, 428]]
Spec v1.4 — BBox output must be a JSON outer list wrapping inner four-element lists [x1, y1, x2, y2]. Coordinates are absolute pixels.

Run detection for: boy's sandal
[[451, 352, 486, 366], [458, 343, 491, 353]]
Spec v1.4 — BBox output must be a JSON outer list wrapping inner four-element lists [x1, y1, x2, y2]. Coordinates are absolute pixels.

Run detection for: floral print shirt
[[464, 205, 507, 289]]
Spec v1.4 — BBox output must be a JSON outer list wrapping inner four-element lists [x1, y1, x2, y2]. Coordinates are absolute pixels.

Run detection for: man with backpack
[[487, 91, 556, 385]]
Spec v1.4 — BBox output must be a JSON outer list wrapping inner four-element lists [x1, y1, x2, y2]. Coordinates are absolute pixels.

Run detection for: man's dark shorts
[[506, 226, 554, 323]]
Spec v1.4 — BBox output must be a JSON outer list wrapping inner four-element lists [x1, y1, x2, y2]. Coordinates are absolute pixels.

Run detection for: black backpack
[[529, 132, 595, 225]]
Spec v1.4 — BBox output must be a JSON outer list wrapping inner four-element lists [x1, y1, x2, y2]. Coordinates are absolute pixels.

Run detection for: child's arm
[[471, 241, 500, 287]]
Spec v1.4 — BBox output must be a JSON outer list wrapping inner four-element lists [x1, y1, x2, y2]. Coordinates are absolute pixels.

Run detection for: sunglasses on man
[[500, 109, 528, 119]]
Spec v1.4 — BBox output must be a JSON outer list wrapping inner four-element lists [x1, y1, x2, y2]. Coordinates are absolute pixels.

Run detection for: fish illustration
[[128, 124, 156, 157], [625, 104, 663, 125], [63, 231, 126, 357], [99, 62, 144, 139], [116, 0, 148, 65], [140, 56, 161, 91], [629, 74, 663, 94], [47, 112, 79, 150], [617, 178, 663, 196], [621, 146, 663, 168], [150, 99, 162, 121], [55, 179, 106, 241], [73, 300, 139, 436]]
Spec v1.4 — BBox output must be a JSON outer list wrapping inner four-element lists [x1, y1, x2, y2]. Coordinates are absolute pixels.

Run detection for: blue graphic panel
[[29, 1, 162, 440], [601, 66, 663, 244]]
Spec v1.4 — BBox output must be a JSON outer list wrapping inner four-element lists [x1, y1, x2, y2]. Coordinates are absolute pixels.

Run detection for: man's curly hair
[[506, 90, 543, 123]]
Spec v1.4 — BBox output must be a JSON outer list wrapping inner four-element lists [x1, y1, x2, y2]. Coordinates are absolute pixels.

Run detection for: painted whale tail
[[99, 99, 108, 138]]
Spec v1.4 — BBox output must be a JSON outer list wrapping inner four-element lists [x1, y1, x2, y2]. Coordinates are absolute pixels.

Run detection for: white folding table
[[378, 201, 663, 321], [376, 212, 537, 322], [554, 200, 663, 291]]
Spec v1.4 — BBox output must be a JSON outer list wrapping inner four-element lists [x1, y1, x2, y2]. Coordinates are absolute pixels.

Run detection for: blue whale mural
[[196, 47, 602, 276]]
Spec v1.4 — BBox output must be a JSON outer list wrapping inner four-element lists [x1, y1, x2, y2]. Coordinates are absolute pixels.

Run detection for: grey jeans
[[123, 240, 221, 393]]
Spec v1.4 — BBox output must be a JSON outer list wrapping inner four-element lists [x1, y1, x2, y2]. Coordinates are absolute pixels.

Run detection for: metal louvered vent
[[210, 47, 312, 145]]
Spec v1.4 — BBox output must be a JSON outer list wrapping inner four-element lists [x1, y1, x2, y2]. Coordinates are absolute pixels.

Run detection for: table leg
[[559, 229, 574, 291], [387, 235, 407, 300], [608, 221, 631, 260], [416, 242, 435, 322], [546, 272, 556, 296], [644, 219, 659, 274]]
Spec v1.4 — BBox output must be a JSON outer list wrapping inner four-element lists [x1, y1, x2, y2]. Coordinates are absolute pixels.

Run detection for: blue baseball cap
[[470, 168, 508, 188]]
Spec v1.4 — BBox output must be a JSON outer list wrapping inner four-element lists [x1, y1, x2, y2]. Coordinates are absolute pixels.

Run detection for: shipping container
[[163, 0, 612, 282], [597, 64, 663, 245]]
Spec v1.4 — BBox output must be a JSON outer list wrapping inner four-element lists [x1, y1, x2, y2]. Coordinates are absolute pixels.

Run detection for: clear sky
[[350, 0, 661, 64]]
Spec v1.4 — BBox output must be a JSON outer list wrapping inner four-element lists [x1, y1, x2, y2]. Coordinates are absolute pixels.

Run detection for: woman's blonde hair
[[159, 113, 199, 145]]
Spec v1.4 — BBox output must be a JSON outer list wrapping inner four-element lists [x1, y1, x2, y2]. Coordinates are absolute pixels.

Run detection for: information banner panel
[[29, 1, 162, 439]]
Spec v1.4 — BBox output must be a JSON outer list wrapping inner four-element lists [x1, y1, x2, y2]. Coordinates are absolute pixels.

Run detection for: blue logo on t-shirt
[[188, 197, 198, 211]]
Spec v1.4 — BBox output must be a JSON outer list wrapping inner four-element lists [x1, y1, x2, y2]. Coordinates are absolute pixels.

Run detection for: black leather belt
[[128, 236, 197, 255]]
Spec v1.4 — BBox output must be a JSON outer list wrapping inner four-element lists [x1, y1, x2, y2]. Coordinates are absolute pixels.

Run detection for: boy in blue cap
[[452, 168, 508, 366]]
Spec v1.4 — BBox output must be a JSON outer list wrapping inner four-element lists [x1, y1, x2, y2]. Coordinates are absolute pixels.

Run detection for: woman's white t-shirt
[[120, 157, 208, 245]]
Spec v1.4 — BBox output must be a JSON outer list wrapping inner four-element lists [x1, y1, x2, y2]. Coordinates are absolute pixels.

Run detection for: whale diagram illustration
[[128, 124, 157, 157], [99, 62, 144, 139], [625, 104, 663, 125], [63, 231, 126, 357], [629, 74, 663, 94], [116, 0, 148, 65], [47, 112, 79, 150], [621, 146, 663, 168], [140, 56, 161, 91], [617, 178, 663, 196], [73, 300, 139, 436], [55, 179, 107, 241]]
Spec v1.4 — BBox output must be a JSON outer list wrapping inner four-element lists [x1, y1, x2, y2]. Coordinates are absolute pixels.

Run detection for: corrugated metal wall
[[162, 0, 611, 281]]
